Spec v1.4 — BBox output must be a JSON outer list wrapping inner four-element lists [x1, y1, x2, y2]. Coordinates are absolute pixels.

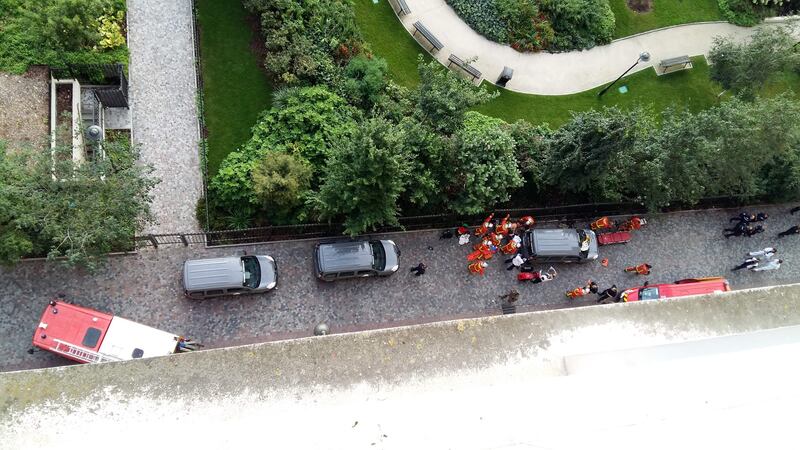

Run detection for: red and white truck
[[32, 300, 194, 364]]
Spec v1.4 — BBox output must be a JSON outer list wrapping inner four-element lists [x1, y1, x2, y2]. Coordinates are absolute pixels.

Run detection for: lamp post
[[597, 51, 651, 98]]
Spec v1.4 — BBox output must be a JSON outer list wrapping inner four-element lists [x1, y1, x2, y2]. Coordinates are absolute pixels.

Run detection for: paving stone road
[[3, 204, 800, 372]]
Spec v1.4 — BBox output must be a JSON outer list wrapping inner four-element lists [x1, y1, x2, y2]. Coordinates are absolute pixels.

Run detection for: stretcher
[[597, 231, 631, 246]]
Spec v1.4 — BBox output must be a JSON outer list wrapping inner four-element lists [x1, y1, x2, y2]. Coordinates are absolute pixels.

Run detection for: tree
[[16, 0, 124, 50], [540, 107, 655, 203], [414, 58, 496, 135], [445, 112, 523, 214], [709, 26, 800, 99], [341, 55, 388, 110], [0, 139, 157, 269], [394, 117, 450, 210], [539, 0, 615, 50], [252, 152, 312, 223], [248, 85, 359, 173], [310, 119, 410, 235]]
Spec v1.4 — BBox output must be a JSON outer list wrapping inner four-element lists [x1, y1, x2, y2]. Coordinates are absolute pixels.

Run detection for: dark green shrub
[[443, 0, 509, 43], [539, 0, 615, 51]]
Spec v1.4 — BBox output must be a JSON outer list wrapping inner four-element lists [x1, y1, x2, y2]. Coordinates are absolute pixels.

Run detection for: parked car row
[[182, 239, 401, 299]]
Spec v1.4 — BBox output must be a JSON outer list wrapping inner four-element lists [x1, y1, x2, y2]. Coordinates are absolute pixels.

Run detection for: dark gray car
[[314, 239, 400, 281]]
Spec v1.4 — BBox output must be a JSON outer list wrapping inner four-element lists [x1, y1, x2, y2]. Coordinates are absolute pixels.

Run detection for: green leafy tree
[[252, 151, 312, 223], [539, 0, 615, 51], [341, 55, 388, 110], [16, 0, 123, 50], [540, 107, 654, 203], [0, 139, 157, 269], [310, 118, 410, 235], [242, 0, 361, 84], [414, 58, 496, 135], [508, 119, 549, 189], [394, 117, 449, 210], [446, 112, 523, 214], [249, 86, 359, 173], [709, 26, 800, 99]]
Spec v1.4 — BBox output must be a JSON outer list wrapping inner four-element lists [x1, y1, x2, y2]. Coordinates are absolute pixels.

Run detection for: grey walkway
[[400, 0, 798, 94], [3, 204, 800, 372], [127, 0, 203, 233]]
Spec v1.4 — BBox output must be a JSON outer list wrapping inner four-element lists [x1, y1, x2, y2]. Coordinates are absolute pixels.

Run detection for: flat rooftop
[[3, 284, 800, 449]]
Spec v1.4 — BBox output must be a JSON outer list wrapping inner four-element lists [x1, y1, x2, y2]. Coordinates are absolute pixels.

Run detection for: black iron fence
[[133, 196, 756, 249]]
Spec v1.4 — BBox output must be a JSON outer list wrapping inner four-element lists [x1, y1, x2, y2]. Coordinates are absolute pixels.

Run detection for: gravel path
[[0, 67, 49, 150], [3, 204, 800, 372], [127, 0, 203, 233]]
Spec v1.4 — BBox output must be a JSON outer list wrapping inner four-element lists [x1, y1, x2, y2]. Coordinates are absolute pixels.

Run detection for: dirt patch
[[0, 66, 50, 150], [626, 0, 652, 13]]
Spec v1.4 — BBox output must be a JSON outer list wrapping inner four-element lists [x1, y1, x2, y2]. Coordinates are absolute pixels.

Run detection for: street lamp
[[597, 51, 651, 98]]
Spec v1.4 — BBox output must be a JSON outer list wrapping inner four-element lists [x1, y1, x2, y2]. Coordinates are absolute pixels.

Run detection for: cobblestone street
[[2, 204, 800, 372]]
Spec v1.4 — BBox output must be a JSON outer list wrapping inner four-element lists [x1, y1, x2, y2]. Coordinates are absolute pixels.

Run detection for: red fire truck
[[32, 300, 194, 364]]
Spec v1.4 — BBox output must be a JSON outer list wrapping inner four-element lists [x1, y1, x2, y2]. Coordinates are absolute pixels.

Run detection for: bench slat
[[413, 21, 444, 51], [448, 53, 481, 80]]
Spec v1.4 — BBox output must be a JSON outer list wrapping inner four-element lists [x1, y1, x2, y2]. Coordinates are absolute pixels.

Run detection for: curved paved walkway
[[400, 0, 797, 94]]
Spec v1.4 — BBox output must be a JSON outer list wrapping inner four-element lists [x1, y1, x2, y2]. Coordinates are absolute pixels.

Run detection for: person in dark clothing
[[730, 213, 756, 223], [410, 262, 427, 276], [745, 225, 764, 237], [756, 212, 768, 222], [588, 281, 599, 294], [778, 225, 800, 238], [732, 257, 760, 271], [596, 285, 619, 303], [791, 206, 800, 215], [724, 222, 749, 238], [439, 229, 454, 239]]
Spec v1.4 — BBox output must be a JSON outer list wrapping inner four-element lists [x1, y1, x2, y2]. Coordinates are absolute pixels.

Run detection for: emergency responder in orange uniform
[[497, 215, 512, 236], [488, 232, 502, 247], [518, 215, 535, 230], [467, 242, 494, 261], [474, 213, 495, 236], [624, 263, 652, 275], [468, 261, 488, 275], [591, 216, 613, 230], [500, 239, 518, 255], [619, 216, 646, 232], [566, 280, 598, 299]]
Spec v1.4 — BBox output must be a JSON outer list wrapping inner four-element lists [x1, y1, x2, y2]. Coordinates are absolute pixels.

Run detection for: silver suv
[[183, 255, 277, 299], [523, 228, 598, 263], [314, 239, 400, 281]]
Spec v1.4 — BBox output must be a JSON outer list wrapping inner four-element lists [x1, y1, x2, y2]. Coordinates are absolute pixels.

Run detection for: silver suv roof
[[531, 229, 582, 257], [318, 241, 374, 272]]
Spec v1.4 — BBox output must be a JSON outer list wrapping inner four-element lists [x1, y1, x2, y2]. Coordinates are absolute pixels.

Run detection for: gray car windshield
[[371, 242, 386, 271], [242, 256, 261, 289]]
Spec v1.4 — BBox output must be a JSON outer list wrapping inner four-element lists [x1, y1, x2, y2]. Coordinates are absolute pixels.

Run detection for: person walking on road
[[410, 262, 427, 276], [624, 263, 652, 275], [748, 247, 777, 259], [723, 222, 748, 238], [750, 259, 783, 272], [778, 225, 800, 238], [745, 225, 765, 237], [732, 257, 760, 271], [596, 285, 619, 303], [791, 206, 800, 215], [729, 212, 768, 223]]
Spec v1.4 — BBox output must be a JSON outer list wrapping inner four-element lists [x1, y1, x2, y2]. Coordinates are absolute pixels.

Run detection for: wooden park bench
[[413, 21, 444, 53], [447, 54, 482, 82], [657, 55, 692, 76], [390, 0, 411, 16]]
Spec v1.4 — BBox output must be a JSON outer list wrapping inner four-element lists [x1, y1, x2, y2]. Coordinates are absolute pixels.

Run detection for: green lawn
[[610, 0, 724, 38], [354, 0, 725, 126], [477, 57, 722, 127], [354, 0, 433, 88], [196, 0, 273, 176]]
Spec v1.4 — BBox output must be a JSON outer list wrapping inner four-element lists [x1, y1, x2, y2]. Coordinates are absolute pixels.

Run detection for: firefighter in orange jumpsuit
[[474, 213, 495, 236], [619, 216, 646, 232], [624, 263, 652, 275], [468, 261, 488, 275], [497, 215, 512, 236], [467, 241, 494, 261], [500, 239, 519, 255], [590, 216, 613, 230], [488, 232, 502, 248], [566, 280, 598, 299], [518, 215, 535, 230]]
